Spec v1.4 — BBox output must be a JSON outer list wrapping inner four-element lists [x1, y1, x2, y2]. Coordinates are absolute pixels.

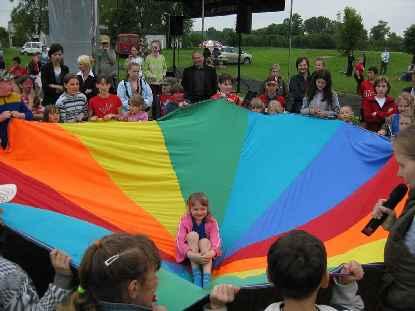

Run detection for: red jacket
[[362, 96, 397, 132], [211, 92, 241, 105]]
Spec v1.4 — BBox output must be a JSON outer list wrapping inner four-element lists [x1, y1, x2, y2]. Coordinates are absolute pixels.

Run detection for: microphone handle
[[361, 210, 390, 236], [361, 183, 407, 237]]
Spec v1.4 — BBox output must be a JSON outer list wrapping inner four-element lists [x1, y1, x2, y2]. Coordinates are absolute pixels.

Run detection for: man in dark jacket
[[181, 51, 218, 104], [287, 57, 311, 113]]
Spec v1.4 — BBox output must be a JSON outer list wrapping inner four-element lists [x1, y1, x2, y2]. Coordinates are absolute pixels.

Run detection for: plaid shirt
[[0, 256, 72, 311]]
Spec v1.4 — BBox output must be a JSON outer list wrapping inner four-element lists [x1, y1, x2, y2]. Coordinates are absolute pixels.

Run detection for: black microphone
[[362, 184, 408, 236]]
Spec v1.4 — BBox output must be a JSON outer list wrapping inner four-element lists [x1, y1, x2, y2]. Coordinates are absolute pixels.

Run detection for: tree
[[336, 7, 367, 53], [283, 13, 304, 36], [370, 20, 390, 42], [386, 32, 403, 51], [99, 0, 192, 44], [267, 23, 289, 36], [9, 0, 48, 45], [304, 16, 336, 34], [0, 27, 8, 48], [222, 28, 238, 46], [403, 24, 415, 55], [206, 27, 222, 41]]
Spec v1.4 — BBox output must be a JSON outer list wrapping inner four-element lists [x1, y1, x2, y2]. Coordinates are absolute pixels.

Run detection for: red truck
[[115, 33, 141, 58]]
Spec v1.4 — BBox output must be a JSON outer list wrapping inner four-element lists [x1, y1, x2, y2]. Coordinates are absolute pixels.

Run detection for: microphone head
[[384, 184, 408, 209]]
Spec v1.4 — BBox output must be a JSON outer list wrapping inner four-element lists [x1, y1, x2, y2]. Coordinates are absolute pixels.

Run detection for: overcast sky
[[1, 0, 414, 35], [192, 0, 414, 35]]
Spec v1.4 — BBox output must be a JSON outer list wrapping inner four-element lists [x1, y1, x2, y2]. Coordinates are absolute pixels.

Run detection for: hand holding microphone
[[372, 199, 395, 218], [362, 184, 408, 236]]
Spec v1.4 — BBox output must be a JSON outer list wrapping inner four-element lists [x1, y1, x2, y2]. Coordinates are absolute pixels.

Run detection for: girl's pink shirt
[[175, 213, 222, 263]]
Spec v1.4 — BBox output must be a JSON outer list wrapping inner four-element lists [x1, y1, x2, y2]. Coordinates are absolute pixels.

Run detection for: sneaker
[[0, 184, 17, 203]]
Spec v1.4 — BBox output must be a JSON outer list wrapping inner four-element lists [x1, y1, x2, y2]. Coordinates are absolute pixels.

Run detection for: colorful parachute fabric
[[0, 99, 405, 310]]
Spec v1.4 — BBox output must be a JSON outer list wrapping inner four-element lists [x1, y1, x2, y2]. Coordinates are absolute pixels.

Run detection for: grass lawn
[[3, 47, 412, 97]]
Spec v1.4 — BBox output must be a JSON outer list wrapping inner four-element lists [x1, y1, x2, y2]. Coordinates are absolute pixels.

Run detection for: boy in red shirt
[[359, 66, 378, 98], [359, 67, 378, 125], [353, 55, 365, 94], [89, 75, 122, 121], [8, 57, 28, 79], [362, 76, 397, 132], [210, 73, 241, 105]]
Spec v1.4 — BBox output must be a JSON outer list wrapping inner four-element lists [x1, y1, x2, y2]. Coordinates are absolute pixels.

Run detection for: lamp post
[[288, 0, 293, 79], [201, 0, 205, 40]]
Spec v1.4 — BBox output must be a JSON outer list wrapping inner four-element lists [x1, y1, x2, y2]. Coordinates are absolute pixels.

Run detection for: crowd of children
[[240, 56, 415, 139], [1, 44, 414, 149], [1, 43, 415, 310]]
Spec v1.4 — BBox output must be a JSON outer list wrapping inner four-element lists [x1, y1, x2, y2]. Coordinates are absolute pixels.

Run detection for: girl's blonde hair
[[43, 105, 60, 122], [250, 97, 265, 110], [129, 94, 144, 109], [268, 100, 283, 113], [374, 76, 391, 95], [397, 92, 415, 117], [77, 55, 91, 67], [126, 62, 140, 80], [270, 64, 281, 72]]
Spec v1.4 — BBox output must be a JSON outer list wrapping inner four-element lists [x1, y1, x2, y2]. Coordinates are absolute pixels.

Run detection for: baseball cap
[[100, 35, 110, 44]]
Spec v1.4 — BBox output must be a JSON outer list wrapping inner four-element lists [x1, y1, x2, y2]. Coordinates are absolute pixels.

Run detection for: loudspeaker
[[236, 5, 252, 34], [170, 16, 184, 36]]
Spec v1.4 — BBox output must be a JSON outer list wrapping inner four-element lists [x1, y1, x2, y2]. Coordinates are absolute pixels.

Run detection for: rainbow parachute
[[0, 100, 404, 310]]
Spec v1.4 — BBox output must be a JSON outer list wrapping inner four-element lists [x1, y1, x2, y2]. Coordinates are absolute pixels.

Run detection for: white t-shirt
[[54, 66, 62, 82], [129, 56, 144, 66], [381, 51, 390, 63], [375, 96, 386, 108]]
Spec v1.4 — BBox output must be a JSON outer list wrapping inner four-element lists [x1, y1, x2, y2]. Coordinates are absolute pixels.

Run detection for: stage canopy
[[161, 0, 285, 18]]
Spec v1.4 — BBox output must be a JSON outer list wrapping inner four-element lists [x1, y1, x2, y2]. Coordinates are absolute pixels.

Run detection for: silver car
[[218, 46, 253, 64]]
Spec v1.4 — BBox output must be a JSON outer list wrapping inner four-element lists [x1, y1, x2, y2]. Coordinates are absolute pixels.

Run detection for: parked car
[[115, 33, 140, 58], [20, 41, 42, 55], [218, 46, 252, 64], [199, 40, 223, 50]]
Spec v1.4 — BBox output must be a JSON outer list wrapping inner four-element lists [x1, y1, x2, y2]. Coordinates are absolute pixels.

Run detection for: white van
[[20, 42, 42, 55]]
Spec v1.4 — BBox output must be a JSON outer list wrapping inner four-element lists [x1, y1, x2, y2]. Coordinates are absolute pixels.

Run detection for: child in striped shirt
[[55, 74, 88, 123]]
